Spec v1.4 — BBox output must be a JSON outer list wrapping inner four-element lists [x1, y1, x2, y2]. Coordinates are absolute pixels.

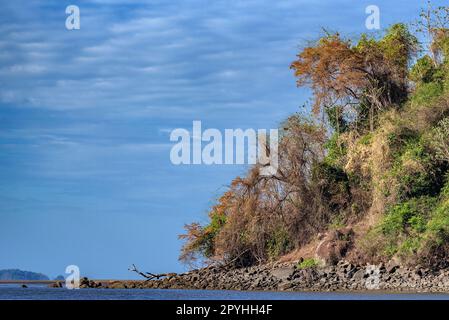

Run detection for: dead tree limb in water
[[128, 264, 175, 281]]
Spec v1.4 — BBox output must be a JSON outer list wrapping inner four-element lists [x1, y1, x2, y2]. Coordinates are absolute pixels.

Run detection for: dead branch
[[128, 264, 175, 281]]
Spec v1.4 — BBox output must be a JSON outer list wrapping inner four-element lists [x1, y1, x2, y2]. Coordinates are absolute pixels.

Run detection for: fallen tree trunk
[[128, 264, 176, 281]]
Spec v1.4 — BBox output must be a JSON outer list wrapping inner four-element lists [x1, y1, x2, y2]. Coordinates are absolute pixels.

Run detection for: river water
[[1, 283, 449, 300]]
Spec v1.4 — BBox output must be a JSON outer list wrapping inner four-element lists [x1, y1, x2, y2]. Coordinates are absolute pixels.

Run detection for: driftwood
[[128, 264, 175, 281]]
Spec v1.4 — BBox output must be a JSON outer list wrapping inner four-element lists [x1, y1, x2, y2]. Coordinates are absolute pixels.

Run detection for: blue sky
[[0, 0, 437, 279]]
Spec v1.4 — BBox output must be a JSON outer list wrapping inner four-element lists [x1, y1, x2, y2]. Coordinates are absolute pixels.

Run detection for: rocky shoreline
[[53, 260, 449, 293]]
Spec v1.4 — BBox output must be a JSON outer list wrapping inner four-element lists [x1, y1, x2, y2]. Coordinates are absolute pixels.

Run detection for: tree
[[290, 25, 418, 132], [290, 34, 364, 120], [414, 1, 449, 65], [179, 115, 329, 267]]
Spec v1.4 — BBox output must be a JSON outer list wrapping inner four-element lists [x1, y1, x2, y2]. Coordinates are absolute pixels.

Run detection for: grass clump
[[297, 258, 319, 269]]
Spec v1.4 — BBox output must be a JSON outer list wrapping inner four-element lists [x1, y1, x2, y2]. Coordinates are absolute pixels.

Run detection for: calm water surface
[[1, 284, 449, 300]]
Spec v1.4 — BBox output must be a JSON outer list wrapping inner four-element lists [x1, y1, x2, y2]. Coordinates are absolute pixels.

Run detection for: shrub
[[312, 162, 351, 215], [324, 133, 347, 167], [430, 118, 449, 162], [325, 106, 348, 133], [297, 258, 319, 269], [410, 55, 436, 83], [371, 197, 437, 259], [425, 181, 449, 244], [381, 198, 435, 236], [391, 137, 446, 200], [267, 227, 293, 261], [415, 179, 449, 266], [359, 133, 373, 146], [410, 82, 444, 107]]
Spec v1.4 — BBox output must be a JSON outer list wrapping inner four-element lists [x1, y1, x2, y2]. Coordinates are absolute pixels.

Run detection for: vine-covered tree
[[290, 24, 418, 132]]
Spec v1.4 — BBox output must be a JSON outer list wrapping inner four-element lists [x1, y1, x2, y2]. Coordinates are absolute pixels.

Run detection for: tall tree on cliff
[[290, 24, 418, 132]]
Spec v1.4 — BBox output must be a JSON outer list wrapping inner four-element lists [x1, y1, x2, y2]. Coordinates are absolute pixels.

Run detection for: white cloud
[[0, 0, 362, 131], [6, 64, 46, 74]]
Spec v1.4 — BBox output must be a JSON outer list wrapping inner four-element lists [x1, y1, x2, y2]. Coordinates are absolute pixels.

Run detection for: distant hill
[[0, 269, 49, 280]]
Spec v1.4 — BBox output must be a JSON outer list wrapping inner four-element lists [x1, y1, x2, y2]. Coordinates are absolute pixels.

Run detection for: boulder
[[270, 267, 294, 281], [315, 227, 354, 265], [386, 261, 399, 274], [80, 277, 89, 286], [352, 269, 366, 282]]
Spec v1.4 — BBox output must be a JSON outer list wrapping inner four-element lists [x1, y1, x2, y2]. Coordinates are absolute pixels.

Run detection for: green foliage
[[410, 55, 438, 83], [381, 198, 435, 236], [426, 180, 449, 245], [354, 33, 379, 53], [208, 210, 227, 234], [313, 162, 350, 212], [410, 81, 445, 106], [393, 139, 442, 199], [324, 133, 347, 167], [380, 23, 419, 74], [376, 197, 437, 258], [353, 98, 373, 131], [359, 133, 373, 146], [329, 214, 346, 230], [430, 118, 449, 162], [325, 106, 348, 133], [266, 227, 293, 261], [297, 258, 319, 269], [194, 210, 228, 259], [371, 177, 449, 262]]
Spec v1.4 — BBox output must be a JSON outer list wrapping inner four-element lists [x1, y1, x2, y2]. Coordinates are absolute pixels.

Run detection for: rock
[[315, 227, 354, 265], [279, 281, 293, 291], [80, 277, 89, 286], [271, 267, 294, 280], [415, 269, 423, 278], [109, 281, 127, 289], [21, 284, 28, 288], [386, 262, 399, 274], [78, 277, 100, 288], [169, 277, 178, 283], [352, 269, 365, 282], [48, 281, 63, 288], [66, 258, 449, 293], [337, 260, 350, 268]]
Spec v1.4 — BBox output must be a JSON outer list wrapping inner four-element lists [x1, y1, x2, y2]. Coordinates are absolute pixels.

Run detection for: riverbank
[[65, 260, 449, 293]]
